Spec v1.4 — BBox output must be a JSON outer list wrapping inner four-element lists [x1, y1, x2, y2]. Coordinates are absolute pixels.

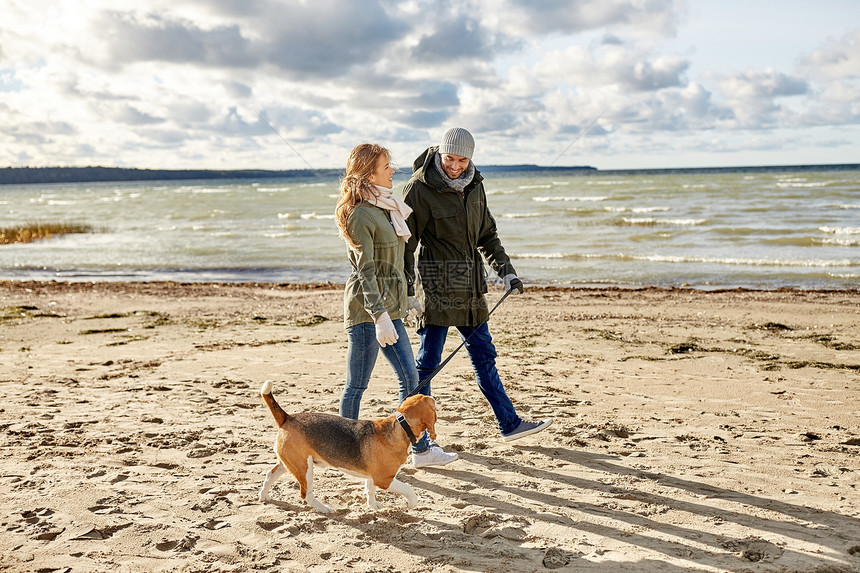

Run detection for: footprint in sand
[[461, 511, 529, 540], [17, 508, 63, 540], [543, 547, 572, 569], [156, 534, 198, 552], [88, 504, 122, 515], [199, 518, 231, 530], [66, 523, 132, 541], [722, 537, 784, 563], [255, 518, 287, 532], [186, 444, 217, 458]]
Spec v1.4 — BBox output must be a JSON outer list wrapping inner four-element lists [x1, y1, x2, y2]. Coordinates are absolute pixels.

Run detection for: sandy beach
[[1, 281, 858, 572]]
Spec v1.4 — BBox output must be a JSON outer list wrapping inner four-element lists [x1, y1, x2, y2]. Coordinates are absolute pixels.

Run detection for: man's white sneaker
[[501, 418, 553, 442], [412, 446, 459, 468]]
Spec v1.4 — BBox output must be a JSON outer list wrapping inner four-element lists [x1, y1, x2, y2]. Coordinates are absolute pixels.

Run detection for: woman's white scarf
[[369, 185, 412, 240]]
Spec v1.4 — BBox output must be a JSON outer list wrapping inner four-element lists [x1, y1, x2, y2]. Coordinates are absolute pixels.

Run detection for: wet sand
[[1, 281, 858, 572]]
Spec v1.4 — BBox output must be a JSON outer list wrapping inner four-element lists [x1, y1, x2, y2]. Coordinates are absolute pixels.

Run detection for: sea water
[[1, 166, 858, 289]]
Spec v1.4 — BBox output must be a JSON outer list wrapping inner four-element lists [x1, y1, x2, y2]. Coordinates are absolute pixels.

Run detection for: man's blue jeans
[[340, 319, 431, 453], [416, 323, 521, 435]]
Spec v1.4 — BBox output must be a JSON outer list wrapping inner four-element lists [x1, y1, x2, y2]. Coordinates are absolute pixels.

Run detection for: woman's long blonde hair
[[335, 143, 390, 249]]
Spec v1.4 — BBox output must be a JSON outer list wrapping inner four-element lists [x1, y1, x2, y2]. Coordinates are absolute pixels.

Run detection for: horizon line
[[1, 162, 859, 186]]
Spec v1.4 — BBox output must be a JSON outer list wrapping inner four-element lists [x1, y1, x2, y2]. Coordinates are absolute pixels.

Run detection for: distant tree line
[[3, 163, 858, 185], [0, 166, 343, 185], [0, 164, 602, 185]]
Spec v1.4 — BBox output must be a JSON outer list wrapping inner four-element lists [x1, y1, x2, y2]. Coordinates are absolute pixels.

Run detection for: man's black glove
[[503, 274, 524, 294]]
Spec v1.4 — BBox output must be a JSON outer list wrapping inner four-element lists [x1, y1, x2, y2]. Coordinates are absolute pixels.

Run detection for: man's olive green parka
[[402, 146, 516, 327]]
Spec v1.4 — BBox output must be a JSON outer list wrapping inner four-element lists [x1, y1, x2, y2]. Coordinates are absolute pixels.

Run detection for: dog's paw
[[386, 478, 417, 508], [366, 498, 382, 511], [405, 492, 418, 509], [308, 498, 334, 514]]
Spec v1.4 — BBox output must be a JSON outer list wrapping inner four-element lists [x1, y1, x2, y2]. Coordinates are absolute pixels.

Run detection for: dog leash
[[405, 288, 513, 399]]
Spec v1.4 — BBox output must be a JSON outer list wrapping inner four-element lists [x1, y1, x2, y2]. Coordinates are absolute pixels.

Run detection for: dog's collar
[[395, 411, 418, 445]]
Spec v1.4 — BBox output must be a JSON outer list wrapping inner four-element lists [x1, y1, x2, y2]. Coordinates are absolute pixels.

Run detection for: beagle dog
[[257, 380, 438, 513]]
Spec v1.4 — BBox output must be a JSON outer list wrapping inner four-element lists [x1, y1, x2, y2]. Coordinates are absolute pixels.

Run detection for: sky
[[1, 0, 859, 171]]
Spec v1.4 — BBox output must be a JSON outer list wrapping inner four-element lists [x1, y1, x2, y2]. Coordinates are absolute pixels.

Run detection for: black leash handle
[[405, 288, 513, 398]]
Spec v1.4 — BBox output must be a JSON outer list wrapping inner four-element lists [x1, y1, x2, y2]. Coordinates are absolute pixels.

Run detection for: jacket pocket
[[431, 205, 461, 238], [378, 273, 404, 313]]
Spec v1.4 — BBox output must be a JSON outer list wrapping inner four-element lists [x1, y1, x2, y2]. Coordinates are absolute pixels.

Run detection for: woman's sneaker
[[412, 446, 459, 468], [501, 419, 553, 442]]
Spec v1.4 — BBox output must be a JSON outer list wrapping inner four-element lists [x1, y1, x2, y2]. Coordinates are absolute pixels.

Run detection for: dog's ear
[[420, 396, 437, 441], [400, 395, 437, 440]]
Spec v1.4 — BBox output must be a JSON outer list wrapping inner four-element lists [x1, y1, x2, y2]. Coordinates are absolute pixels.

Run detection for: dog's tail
[[260, 380, 289, 427]]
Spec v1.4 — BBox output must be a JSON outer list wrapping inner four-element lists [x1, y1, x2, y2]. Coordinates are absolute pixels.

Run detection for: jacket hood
[[411, 145, 482, 191]]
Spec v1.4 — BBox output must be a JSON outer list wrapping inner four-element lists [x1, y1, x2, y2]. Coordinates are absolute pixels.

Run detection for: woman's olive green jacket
[[342, 203, 408, 328]]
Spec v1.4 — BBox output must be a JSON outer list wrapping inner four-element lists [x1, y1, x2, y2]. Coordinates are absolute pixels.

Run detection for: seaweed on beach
[[295, 314, 328, 327], [664, 340, 780, 362], [668, 341, 709, 354], [804, 334, 860, 351], [1, 305, 39, 321], [84, 313, 130, 320], [783, 360, 860, 371], [193, 338, 299, 351], [1, 305, 62, 320], [751, 322, 793, 332]]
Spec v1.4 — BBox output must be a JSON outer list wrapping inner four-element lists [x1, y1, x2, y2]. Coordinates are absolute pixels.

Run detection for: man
[[403, 127, 553, 446]]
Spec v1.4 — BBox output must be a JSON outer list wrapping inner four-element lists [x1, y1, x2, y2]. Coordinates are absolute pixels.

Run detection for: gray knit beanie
[[438, 127, 475, 159]]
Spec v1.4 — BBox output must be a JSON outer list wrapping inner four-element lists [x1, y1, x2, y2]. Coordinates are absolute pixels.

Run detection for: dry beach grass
[[1, 281, 858, 572], [0, 221, 96, 244]]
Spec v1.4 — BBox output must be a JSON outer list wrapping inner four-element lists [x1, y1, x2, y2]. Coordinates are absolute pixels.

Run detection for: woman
[[335, 143, 458, 469]]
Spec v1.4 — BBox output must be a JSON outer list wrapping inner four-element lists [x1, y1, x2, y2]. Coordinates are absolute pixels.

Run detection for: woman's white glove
[[374, 311, 398, 347], [406, 296, 424, 321]]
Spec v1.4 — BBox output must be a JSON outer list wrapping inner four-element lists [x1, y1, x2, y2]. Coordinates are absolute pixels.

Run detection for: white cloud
[[799, 30, 860, 81], [526, 43, 689, 92], [481, 0, 685, 38], [0, 0, 859, 169]]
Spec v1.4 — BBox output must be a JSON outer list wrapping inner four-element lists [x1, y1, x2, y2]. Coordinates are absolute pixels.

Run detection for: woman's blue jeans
[[340, 319, 431, 453], [416, 323, 521, 435]]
